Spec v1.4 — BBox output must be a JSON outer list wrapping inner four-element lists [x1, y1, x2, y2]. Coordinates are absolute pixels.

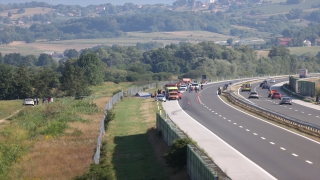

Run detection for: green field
[[237, 0, 319, 14], [288, 46, 320, 56], [0, 31, 236, 56]]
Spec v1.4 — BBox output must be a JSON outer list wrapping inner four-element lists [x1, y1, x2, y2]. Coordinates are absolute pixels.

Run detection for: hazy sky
[[1, 0, 178, 6]]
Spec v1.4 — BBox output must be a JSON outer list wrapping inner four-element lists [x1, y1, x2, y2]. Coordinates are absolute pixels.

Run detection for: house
[[95, 6, 105, 12], [303, 39, 311, 47], [279, 38, 292, 46], [67, 13, 74, 17]]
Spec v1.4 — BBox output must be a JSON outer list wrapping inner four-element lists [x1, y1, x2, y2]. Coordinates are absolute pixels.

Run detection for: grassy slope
[[106, 97, 168, 179], [0, 100, 23, 120]]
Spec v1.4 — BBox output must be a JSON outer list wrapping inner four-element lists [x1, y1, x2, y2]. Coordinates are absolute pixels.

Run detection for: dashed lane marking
[[261, 137, 266, 140], [253, 133, 258, 135], [239, 126, 243, 128], [292, 153, 298, 157], [246, 129, 250, 131], [306, 160, 313, 164], [270, 142, 275, 145], [233, 123, 237, 125], [280, 147, 286, 150]]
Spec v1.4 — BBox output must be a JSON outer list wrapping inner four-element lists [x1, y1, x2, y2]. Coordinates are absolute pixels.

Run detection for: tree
[[268, 46, 290, 58], [7, 11, 12, 17], [64, 49, 79, 59], [227, 38, 234, 46], [32, 68, 60, 98], [0, 52, 3, 64], [286, 9, 304, 20], [0, 64, 15, 100], [77, 53, 104, 85], [36, 53, 54, 67], [13, 64, 33, 99]]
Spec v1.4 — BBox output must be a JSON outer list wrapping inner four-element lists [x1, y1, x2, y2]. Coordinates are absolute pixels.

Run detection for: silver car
[[23, 98, 35, 106], [179, 85, 187, 91], [155, 94, 166, 102]]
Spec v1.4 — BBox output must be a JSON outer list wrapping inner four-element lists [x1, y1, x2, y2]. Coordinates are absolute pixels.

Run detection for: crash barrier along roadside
[[156, 113, 230, 180], [94, 90, 124, 164], [224, 85, 320, 136]]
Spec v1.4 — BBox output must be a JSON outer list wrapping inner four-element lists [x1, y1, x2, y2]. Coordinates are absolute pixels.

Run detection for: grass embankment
[[104, 98, 169, 179]]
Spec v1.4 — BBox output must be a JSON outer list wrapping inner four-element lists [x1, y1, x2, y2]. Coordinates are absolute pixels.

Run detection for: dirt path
[[0, 109, 22, 122]]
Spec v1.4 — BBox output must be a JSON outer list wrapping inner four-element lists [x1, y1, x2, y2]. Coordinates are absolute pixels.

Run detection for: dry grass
[[8, 96, 111, 179]]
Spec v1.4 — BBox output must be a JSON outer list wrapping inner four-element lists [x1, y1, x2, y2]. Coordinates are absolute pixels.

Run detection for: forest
[[1, 42, 320, 100]]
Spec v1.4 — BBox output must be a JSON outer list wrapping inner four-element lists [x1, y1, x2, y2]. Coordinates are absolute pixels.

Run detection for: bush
[[104, 109, 115, 131], [163, 138, 190, 171]]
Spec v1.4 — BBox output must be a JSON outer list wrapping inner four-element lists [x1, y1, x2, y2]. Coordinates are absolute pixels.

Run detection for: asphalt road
[[239, 78, 320, 126], [178, 80, 320, 180]]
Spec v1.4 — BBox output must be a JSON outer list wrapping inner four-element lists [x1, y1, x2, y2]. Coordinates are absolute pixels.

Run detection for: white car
[[191, 83, 199, 89], [270, 79, 276, 83], [155, 94, 166, 102], [179, 85, 187, 91], [23, 98, 34, 106]]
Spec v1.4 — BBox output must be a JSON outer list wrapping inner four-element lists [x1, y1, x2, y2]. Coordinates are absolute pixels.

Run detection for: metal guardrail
[[226, 83, 320, 135]]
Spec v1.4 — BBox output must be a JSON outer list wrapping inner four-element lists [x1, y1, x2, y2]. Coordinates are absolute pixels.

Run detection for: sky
[[1, 0, 177, 6]]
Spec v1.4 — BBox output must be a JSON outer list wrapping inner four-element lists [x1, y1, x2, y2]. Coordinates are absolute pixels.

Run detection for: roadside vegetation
[[0, 100, 22, 120]]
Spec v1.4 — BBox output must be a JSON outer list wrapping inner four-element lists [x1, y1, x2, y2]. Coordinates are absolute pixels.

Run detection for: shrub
[[104, 109, 115, 131], [163, 138, 191, 171]]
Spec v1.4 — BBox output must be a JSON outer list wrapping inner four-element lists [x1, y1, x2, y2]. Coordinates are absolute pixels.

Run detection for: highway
[[239, 78, 320, 126], [177, 80, 320, 180]]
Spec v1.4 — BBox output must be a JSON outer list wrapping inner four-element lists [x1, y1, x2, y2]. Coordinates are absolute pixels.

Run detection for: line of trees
[[1, 41, 320, 100]]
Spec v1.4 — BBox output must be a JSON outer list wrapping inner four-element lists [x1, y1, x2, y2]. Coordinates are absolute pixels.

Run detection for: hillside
[[0, 0, 176, 6]]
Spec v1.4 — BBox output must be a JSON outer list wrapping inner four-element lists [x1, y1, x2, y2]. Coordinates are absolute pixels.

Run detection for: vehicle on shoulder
[[248, 92, 259, 99], [279, 97, 292, 105], [23, 98, 34, 106], [155, 94, 166, 102], [168, 91, 180, 100], [271, 92, 282, 99], [270, 79, 276, 83]]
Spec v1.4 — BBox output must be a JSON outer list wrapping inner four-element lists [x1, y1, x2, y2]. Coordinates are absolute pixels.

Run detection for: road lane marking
[[308, 114, 311, 115], [215, 113, 218, 114], [289, 108, 292, 109], [292, 153, 298, 157], [209, 109, 211, 110], [239, 126, 243, 128], [223, 117, 226, 119], [212, 111, 214, 112], [270, 142, 275, 145], [253, 133, 258, 135], [280, 147, 286, 150], [228, 120, 231, 122], [246, 129, 250, 131], [295, 110, 298, 111], [301, 112, 304, 113], [261, 137, 266, 140], [306, 160, 313, 164], [219, 115, 222, 117]]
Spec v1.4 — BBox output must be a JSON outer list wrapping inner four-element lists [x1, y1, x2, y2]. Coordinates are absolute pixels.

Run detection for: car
[[263, 80, 268, 83], [179, 85, 187, 91], [262, 84, 270, 89], [23, 98, 35, 106], [248, 92, 259, 99], [271, 92, 282, 99], [191, 83, 199, 89], [155, 94, 166, 102], [279, 97, 292, 105], [260, 82, 266, 87], [270, 79, 276, 83]]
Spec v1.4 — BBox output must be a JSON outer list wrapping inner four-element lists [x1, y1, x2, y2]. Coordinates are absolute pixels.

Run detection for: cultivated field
[[0, 31, 236, 56], [0, 7, 53, 19], [288, 46, 320, 56]]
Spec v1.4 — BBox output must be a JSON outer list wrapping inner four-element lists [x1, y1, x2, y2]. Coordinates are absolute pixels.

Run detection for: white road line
[[228, 120, 231, 122], [292, 153, 298, 157], [239, 126, 243, 128], [233, 123, 237, 125], [212, 111, 214, 112], [219, 115, 222, 117], [246, 129, 250, 131], [306, 160, 313, 164], [215, 113, 218, 114], [270, 142, 275, 145], [301, 112, 304, 113], [223, 117, 226, 119], [209, 109, 211, 110], [289, 108, 292, 109], [280, 147, 286, 150], [284, 106, 287, 108], [317, 116, 319, 118], [295, 110, 298, 111], [253, 133, 258, 135], [308, 114, 312, 115], [261, 137, 266, 140]]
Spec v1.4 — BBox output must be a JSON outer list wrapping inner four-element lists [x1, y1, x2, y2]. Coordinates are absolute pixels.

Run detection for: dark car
[[262, 84, 269, 89], [248, 92, 259, 99], [279, 97, 292, 105], [260, 82, 266, 87]]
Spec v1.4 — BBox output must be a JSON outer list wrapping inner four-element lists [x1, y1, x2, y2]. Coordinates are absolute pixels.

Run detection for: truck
[[299, 69, 308, 78]]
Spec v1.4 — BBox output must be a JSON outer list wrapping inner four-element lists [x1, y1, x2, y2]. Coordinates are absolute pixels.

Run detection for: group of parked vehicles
[[247, 79, 292, 105]]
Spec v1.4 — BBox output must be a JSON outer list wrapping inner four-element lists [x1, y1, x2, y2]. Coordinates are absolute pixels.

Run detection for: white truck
[[299, 69, 308, 78]]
